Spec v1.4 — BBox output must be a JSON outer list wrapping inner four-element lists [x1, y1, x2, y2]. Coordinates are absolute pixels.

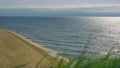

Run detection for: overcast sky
[[0, 0, 120, 16]]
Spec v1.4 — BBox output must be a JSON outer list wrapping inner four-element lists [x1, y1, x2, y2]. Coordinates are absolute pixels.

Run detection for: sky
[[0, 0, 120, 16]]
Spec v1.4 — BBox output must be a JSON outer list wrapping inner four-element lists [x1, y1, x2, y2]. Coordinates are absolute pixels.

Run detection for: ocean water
[[0, 17, 120, 58]]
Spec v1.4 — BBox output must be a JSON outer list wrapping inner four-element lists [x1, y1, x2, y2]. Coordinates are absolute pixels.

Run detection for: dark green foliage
[[56, 55, 120, 68]]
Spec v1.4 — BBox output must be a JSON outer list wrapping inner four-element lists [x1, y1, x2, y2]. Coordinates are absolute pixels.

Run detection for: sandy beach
[[0, 30, 59, 68]]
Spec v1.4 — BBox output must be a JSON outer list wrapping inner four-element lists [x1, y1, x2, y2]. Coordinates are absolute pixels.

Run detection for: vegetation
[[14, 53, 120, 68]]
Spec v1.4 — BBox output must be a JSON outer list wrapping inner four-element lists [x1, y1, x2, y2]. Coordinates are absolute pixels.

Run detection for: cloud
[[31, 4, 120, 9], [1, 4, 120, 9], [0, 0, 120, 16]]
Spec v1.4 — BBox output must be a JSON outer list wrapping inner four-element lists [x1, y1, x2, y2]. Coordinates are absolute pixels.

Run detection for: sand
[[0, 30, 59, 68]]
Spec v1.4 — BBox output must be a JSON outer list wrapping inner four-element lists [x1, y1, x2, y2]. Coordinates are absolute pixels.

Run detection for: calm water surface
[[0, 17, 120, 58]]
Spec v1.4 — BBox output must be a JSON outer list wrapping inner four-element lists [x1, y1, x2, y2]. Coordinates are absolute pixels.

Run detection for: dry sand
[[0, 30, 59, 68]]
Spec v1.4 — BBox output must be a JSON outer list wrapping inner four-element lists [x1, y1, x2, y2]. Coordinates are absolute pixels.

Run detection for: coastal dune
[[0, 30, 58, 68]]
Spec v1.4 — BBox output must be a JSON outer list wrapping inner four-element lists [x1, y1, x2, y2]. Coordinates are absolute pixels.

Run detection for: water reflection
[[0, 17, 120, 58]]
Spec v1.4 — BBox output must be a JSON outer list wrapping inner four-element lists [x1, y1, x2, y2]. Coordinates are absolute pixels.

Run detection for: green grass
[[14, 54, 120, 68]]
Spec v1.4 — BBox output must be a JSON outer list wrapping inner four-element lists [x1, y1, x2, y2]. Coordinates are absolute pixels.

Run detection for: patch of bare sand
[[0, 30, 58, 68]]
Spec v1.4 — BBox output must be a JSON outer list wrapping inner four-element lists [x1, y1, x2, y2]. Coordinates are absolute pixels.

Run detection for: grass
[[14, 53, 120, 68], [14, 46, 120, 68]]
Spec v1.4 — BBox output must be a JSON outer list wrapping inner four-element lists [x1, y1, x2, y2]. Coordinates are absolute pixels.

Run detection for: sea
[[0, 17, 120, 59]]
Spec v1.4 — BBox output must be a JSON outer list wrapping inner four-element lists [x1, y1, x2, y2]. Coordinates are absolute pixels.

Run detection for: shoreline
[[6, 29, 69, 60], [0, 29, 68, 68], [8, 30, 61, 58]]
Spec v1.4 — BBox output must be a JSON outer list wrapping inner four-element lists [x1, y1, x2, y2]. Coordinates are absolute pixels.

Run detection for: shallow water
[[0, 17, 120, 58]]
